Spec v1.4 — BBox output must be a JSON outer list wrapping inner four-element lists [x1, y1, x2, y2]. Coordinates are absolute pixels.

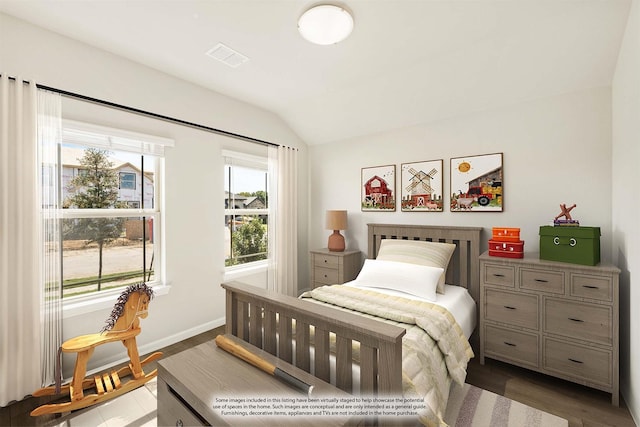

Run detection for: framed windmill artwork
[[450, 152, 503, 212], [361, 165, 396, 211], [401, 160, 443, 212]]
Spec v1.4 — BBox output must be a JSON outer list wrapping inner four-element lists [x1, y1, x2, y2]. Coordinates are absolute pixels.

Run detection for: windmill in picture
[[402, 166, 442, 211]]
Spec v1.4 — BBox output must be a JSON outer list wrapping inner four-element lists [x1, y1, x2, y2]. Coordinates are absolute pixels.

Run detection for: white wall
[[0, 13, 309, 375], [612, 0, 640, 422], [309, 87, 614, 266]]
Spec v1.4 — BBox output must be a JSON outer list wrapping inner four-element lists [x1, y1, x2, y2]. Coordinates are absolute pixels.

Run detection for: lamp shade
[[326, 210, 347, 230]]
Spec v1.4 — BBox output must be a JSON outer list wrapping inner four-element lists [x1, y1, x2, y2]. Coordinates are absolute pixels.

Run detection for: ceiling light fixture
[[298, 4, 354, 45]]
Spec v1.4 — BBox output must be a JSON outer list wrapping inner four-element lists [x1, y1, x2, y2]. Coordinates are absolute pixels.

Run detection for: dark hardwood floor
[[466, 356, 636, 427], [2, 326, 636, 426]]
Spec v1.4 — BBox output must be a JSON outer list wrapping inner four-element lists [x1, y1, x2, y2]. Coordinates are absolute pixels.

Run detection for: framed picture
[[361, 165, 396, 211], [450, 153, 503, 212], [400, 160, 443, 212]]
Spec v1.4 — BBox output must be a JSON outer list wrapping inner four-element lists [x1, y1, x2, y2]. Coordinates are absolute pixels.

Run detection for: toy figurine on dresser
[[540, 203, 601, 265]]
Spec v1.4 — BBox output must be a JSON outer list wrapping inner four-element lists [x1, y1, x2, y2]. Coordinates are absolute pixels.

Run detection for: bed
[[222, 223, 482, 425]]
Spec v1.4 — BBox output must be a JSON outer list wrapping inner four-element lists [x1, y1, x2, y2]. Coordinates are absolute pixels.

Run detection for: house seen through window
[[49, 121, 170, 299], [224, 153, 269, 268]]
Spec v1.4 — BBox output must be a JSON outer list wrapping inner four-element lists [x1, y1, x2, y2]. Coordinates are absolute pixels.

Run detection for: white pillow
[[353, 259, 443, 302], [376, 239, 456, 294]]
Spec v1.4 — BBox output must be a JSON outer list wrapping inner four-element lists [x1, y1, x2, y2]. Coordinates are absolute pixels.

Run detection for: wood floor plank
[[468, 358, 636, 427]]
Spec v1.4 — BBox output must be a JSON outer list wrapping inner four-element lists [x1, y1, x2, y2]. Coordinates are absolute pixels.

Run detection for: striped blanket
[[300, 285, 474, 426]]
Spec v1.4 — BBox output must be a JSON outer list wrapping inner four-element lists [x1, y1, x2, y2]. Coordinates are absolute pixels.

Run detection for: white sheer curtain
[[267, 145, 298, 296], [0, 75, 41, 406], [38, 88, 63, 388]]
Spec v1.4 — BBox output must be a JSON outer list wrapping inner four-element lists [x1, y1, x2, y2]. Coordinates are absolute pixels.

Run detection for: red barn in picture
[[363, 175, 394, 208]]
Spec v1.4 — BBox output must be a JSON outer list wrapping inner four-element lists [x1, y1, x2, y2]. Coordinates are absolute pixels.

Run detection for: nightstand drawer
[[485, 325, 538, 367], [314, 266, 340, 285], [314, 254, 340, 269], [544, 299, 612, 345], [544, 338, 612, 387], [570, 274, 613, 302], [520, 268, 564, 294], [482, 264, 515, 287], [485, 289, 538, 330]]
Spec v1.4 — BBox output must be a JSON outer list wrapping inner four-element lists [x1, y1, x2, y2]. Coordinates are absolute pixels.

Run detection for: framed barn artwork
[[450, 152, 503, 212], [361, 165, 396, 211], [401, 160, 443, 212]]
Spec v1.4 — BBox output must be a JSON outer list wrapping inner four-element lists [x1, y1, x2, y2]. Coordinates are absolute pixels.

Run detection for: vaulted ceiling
[[0, 1, 631, 145]]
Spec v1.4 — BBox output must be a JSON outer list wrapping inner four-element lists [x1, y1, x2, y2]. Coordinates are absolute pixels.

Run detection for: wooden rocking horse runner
[[31, 283, 162, 416]]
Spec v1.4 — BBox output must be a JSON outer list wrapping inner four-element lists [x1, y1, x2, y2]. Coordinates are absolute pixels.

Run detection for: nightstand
[[309, 249, 361, 289], [479, 251, 620, 405]]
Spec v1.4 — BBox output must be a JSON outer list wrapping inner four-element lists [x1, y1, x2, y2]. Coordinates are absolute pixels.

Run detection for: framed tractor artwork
[[450, 153, 503, 212]]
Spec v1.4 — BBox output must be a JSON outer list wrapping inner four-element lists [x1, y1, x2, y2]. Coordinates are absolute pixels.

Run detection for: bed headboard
[[367, 223, 482, 304]]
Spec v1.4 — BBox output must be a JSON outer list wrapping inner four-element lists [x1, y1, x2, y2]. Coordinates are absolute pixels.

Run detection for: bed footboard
[[222, 281, 405, 396]]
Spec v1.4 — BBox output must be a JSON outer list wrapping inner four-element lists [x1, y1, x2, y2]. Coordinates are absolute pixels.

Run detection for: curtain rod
[[4, 75, 279, 148]]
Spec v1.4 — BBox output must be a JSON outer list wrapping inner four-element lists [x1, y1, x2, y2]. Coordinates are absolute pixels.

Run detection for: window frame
[[223, 150, 270, 276], [119, 171, 137, 190], [57, 120, 172, 314]]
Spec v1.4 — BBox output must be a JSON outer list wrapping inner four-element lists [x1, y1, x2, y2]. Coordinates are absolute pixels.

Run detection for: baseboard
[[72, 317, 225, 381], [621, 379, 639, 427]]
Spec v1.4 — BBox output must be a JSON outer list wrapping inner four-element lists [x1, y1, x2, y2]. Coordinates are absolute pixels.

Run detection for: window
[[50, 120, 172, 299], [119, 172, 136, 190], [224, 151, 269, 268]]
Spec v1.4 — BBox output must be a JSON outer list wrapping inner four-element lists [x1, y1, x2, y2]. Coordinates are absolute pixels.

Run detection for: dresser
[[309, 249, 361, 289], [479, 251, 620, 405]]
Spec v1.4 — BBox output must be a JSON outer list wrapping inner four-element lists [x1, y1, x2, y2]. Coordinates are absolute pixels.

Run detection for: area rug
[[443, 383, 568, 427]]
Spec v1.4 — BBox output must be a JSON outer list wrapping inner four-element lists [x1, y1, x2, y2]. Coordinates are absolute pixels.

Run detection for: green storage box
[[539, 226, 600, 266]]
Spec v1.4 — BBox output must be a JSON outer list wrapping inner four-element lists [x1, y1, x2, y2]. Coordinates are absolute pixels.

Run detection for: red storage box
[[492, 227, 521, 242], [488, 239, 524, 258]]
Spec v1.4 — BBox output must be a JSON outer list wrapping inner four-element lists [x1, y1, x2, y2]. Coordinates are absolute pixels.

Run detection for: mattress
[[343, 282, 477, 339]]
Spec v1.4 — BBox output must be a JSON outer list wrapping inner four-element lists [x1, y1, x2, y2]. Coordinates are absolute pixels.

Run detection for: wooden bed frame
[[222, 223, 482, 397]]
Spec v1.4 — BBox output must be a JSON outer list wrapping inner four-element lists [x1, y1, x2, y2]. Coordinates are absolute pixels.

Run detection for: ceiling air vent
[[205, 43, 249, 68]]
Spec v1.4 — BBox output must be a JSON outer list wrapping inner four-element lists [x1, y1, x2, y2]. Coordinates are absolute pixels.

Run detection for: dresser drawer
[[314, 254, 340, 269], [157, 377, 206, 427], [544, 299, 612, 345], [485, 325, 538, 367], [482, 264, 515, 287], [520, 268, 564, 294], [570, 274, 613, 302], [544, 338, 612, 387], [314, 266, 340, 285], [485, 289, 538, 330]]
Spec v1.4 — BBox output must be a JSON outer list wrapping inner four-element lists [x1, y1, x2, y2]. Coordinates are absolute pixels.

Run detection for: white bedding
[[343, 282, 477, 339]]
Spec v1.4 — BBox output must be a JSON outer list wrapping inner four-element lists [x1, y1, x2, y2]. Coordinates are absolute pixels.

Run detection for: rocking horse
[[30, 282, 162, 416]]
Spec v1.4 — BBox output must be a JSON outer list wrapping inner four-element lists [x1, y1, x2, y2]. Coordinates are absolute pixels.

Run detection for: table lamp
[[326, 210, 347, 252]]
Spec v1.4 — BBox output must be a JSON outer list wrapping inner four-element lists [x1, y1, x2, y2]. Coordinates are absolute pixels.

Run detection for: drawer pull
[[503, 342, 516, 347], [493, 273, 505, 278], [176, 420, 184, 427], [582, 285, 599, 289], [324, 259, 328, 263], [503, 306, 516, 310], [568, 317, 584, 323], [534, 279, 548, 283], [568, 358, 584, 364]]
